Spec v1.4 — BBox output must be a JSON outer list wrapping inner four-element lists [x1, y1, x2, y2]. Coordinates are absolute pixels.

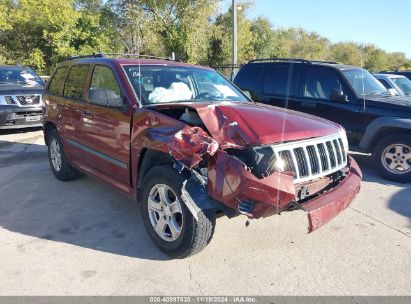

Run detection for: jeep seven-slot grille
[[271, 134, 347, 183]]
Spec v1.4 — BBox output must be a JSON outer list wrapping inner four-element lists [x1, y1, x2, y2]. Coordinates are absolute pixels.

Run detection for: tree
[[330, 42, 362, 66], [251, 17, 275, 58], [0, 0, 118, 73]]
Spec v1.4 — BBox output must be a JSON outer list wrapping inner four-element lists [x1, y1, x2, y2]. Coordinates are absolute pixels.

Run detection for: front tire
[[47, 129, 83, 181], [140, 166, 216, 258], [373, 133, 411, 183]]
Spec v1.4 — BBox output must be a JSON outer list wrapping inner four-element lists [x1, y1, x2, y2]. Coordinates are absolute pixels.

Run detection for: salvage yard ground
[[0, 128, 410, 295]]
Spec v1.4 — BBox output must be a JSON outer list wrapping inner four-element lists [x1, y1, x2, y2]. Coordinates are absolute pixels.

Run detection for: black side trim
[[66, 138, 128, 169]]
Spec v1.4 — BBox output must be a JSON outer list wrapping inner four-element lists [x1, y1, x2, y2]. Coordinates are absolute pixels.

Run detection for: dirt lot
[[0, 128, 410, 295]]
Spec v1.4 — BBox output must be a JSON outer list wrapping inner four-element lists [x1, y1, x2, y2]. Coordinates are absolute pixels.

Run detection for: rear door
[[254, 63, 303, 109], [59, 65, 90, 162], [81, 64, 132, 184]]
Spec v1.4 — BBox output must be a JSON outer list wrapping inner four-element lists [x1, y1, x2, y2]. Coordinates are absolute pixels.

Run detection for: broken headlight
[[226, 145, 281, 179]]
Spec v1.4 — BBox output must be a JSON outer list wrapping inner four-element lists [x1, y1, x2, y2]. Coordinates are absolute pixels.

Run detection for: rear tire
[[373, 133, 411, 183], [140, 166, 216, 258], [47, 129, 83, 181]]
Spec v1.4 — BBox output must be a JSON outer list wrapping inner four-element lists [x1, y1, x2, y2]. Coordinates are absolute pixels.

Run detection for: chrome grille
[[5, 96, 16, 104], [16, 95, 41, 106], [271, 134, 348, 183]]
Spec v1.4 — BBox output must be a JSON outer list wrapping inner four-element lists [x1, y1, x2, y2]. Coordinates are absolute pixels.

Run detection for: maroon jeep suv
[[43, 54, 362, 258]]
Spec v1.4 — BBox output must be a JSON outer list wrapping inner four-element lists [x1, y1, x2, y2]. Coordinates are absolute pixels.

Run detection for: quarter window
[[63, 65, 89, 100], [48, 67, 67, 95], [303, 68, 342, 99]]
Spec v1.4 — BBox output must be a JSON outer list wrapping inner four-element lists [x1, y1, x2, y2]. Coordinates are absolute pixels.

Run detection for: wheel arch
[[44, 122, 58, 146], [359, 117, 411, 153], [136, 148, 175, 192]]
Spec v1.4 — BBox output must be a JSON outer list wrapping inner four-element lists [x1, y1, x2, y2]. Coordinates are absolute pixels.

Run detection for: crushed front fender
[[207, 150, 296, 218]]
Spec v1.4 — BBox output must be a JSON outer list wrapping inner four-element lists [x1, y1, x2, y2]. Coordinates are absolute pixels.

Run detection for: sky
[[221, 0, 411, 58]]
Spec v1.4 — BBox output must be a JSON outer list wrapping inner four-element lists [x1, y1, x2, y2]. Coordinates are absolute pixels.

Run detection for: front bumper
[[0, 105, 43, 129], [208, 151, 362, 232], [297, 157, 362, 232]]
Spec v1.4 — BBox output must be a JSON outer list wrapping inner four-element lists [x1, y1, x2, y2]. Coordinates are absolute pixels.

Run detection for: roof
[[245, 58, 361, 70], [57, 55, 212, 70]]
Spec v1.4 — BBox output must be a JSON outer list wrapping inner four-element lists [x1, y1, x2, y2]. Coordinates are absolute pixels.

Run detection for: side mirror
[[88, 88, 123, 108], [242, 90, 252, 100], [330, 89, 349, 102]]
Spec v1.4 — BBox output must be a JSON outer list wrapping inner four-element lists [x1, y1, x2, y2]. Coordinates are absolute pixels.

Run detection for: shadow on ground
[[0, 138, 169, 261], [351, 153, 411, 229]]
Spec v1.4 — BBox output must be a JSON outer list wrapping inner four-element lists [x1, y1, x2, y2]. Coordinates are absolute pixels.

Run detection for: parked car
[[379, 70, 411, 81], [0, 65, 44, 129], [374, 73, 411, 97], [234, 58, 411, 182], [43, 54, 362, 258]]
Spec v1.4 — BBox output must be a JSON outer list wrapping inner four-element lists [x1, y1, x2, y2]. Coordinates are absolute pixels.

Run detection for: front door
[[81, 65, 132, 184], [295, 66, 362, 145]]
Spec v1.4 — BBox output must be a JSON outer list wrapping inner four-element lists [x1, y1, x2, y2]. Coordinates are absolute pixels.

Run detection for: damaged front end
[[140, 103, 362, 233]]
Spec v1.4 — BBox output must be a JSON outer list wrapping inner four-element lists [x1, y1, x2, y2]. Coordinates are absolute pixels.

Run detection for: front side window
[[88, 66, 123, 107], [124, 65, 248, 105], [0, 67, 44, 86], [63, 65, 90, 100], [342, 68, 388, 97], [48, 67, 67, 95], [303, 68, 342, 99]]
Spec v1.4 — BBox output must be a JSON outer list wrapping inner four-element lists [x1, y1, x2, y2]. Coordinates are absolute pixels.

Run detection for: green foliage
[[0, 0, 409, 74]]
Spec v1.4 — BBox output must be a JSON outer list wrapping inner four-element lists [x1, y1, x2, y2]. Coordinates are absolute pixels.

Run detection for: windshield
[[392, 77, 411, 95], [342, 69, 388, 97], [123, 65, 248, 105], [0, 67, 44, 86]]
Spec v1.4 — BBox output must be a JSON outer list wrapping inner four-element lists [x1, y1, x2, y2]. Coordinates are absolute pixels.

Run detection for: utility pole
[[232, 0, 237, 66]]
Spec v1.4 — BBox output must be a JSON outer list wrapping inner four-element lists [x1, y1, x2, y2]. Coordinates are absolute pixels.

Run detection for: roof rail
[[103, 53, 176, 61], [310, 60, 338, 64], [247, 58, 339, 65], [68, 53, 105, 60], [248, 58, 312, 64], [67, 53, 177, 61]]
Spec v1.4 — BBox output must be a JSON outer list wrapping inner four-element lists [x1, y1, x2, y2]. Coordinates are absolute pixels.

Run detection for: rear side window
[[234, 66, 264, 93], [262, 64, 301, 96], [48, 67, 66, 95], [302, 67, 342, 99], [63, 65, 90, 100]]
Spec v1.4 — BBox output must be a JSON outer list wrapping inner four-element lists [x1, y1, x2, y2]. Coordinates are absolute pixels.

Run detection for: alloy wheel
[[381, 143, 411, 174], [147, 184, 183, 242], [50, 138, 62, 172]]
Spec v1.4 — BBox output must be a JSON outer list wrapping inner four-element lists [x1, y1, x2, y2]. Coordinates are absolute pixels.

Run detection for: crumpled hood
[[194, 102, 342, 149]]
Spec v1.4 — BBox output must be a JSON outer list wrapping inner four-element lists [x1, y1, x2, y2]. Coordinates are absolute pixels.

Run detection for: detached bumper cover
[[0, 106, 43, 129], [300, 156, 362, 232]]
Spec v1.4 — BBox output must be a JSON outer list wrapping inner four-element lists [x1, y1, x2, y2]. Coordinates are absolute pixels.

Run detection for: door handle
[[83, 111, 94, 119]]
